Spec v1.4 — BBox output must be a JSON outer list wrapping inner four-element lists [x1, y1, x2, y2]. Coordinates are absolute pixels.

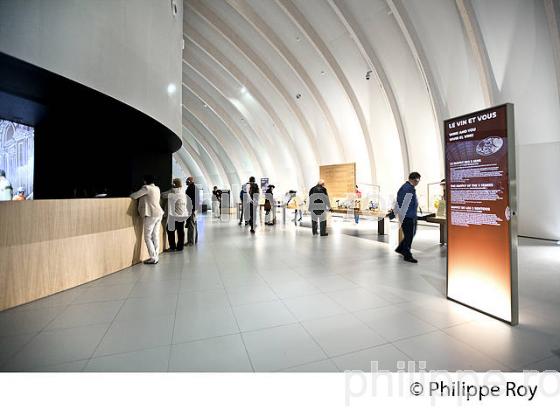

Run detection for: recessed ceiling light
[[241, 86, 247, 94], [167, 83, 177, 95], [557, 240, 560, 245], [320, 70, 325, 75], [296, 36, 301, 42]]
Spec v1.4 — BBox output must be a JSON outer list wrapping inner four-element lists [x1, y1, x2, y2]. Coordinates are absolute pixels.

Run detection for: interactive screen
[[445, 104, 517, 324], [0, 119, 34, 200]]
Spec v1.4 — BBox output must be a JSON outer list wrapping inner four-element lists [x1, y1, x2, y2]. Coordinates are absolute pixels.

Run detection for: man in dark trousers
[[248, 176, 259, 234], [238, 181, 248, 226], [395, 172, 421, 263], [308, 179, 331, 236], [185, 176, 197, 246]]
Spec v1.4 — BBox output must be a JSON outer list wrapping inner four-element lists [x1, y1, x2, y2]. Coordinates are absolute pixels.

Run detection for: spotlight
[[296, 93, 301, 99], [167, 83, 177, 95], [365, 70, 372, 80], [557, 240, 560, 245]]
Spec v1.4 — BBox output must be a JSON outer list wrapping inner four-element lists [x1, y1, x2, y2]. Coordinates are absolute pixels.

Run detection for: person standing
[[185, 176, 198, 246], [238, 182, 248, 226], [264, 184, 275, 225], [354, 185, 362, 224], [248, 176, 259, 234], [395, 172, 421, 263], [0, 170, 13, 201], [308, 179, 331, 236], [212, 186, 222, 218], [131, 174, 164, 264], [163, 178, 189, 252]]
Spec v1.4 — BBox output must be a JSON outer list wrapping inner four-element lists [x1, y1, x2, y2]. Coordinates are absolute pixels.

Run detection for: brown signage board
[[445, 104, 518, 325]]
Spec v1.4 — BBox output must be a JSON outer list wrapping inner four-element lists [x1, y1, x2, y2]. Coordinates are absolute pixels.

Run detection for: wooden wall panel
[[319, 162, 356, 199], [0, 198, 166, 311]]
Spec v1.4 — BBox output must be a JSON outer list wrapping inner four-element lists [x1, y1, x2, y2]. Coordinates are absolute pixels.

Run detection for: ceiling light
[[557, 241, 560, 245], [320, 70, 325, 75], [240, 86, 247, 94], [167, 83, 177, 95]]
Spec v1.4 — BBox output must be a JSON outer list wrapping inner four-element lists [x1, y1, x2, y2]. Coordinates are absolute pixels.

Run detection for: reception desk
[[0, 198, 164, 311]]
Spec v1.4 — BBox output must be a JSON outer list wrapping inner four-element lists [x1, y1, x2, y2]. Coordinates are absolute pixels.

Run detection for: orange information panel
[[445, 104, 518, 325]]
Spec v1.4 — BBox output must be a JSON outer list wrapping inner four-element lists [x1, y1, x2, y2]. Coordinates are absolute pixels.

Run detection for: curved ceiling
[[179, 0, 560, 218]]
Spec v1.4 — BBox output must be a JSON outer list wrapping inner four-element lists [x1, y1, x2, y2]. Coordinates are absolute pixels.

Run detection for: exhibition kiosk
[[445, 104, 518, 325]]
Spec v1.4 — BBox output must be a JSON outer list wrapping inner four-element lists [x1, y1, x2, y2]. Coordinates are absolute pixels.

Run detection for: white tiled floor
[[0, 216, 559, 372]]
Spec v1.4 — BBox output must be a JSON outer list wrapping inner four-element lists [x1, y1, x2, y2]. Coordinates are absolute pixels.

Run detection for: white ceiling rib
[[182, 110, 233, 188], [275, 0, 377, 184], [184, 25, 308, 189], [187, 0, 321, 167]]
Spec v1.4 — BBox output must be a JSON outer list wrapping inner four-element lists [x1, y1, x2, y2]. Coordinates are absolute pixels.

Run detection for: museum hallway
[[1, 216, 559, 372]]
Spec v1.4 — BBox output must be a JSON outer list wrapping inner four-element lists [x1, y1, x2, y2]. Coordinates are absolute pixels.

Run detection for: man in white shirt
[[0, 170, 13, 201], [131, 174, 164, 264]]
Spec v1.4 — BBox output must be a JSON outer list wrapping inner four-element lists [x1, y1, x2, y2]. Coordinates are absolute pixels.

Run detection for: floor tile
[[173, 306, 239, 344], [31, 359, 88, 372], [242, 324, 326, 371], [177, 289, 230, 311], [307, 276, 359, 292], [326, 288, 392, 312], [302, 313, 386, 357], [233, 301, 297, 332], [354, 305, 437, 341], [129, 280, 181, 298], [283, 294, 346, 321], [15, 287, 85, 311], [394, 330, 511, 371], [3, 324, 108, 371], [268, 279, 321, 299], [227, 285, 278, 306], [283, 359, 339, 372], [76, 283, 134, 304], [0, 333, 37, 367], [47, 300, 123, 330], [180, 275, 223, 292], [443, 319, 560, 370], [89, 271, 139, 287], [0, 306, 66, 337], [85, 346, 170, 372], [114, 294, 177, 322], [221, 273, 267, 288], [169, 334, 252, 372], [522, 355, 560, 371], [332, 344, 411, 372], [94, 315, 174, 357]]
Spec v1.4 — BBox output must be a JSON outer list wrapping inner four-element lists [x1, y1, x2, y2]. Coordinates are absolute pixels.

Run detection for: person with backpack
[[239, 180, 249, 226], [185, 176, 198, 246], [248, 176, 259, 234], [162, 178, 189, 251], [264, 184, 276, 225]]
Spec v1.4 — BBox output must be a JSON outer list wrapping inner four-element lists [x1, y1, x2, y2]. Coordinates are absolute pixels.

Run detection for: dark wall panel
[[0, 52, 181, 199]]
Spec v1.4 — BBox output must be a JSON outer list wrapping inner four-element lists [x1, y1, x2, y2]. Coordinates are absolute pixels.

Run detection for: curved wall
[[181, 0, 560, 240], [0, 0, 183, 137]]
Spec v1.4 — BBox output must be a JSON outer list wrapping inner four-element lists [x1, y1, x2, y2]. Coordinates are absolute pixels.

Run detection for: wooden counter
[[0, 198, 165, 311], [426, 215, 447, 245]]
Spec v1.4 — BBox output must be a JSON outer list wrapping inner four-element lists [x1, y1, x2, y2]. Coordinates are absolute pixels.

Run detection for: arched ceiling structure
[[180, 0, 560, 240]]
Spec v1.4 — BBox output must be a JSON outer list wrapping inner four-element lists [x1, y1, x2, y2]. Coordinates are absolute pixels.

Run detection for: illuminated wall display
[[445, 104, 518, 325]]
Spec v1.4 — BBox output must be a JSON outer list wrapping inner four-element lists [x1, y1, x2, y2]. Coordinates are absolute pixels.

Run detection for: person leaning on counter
[[130, 174, 165, 264]]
